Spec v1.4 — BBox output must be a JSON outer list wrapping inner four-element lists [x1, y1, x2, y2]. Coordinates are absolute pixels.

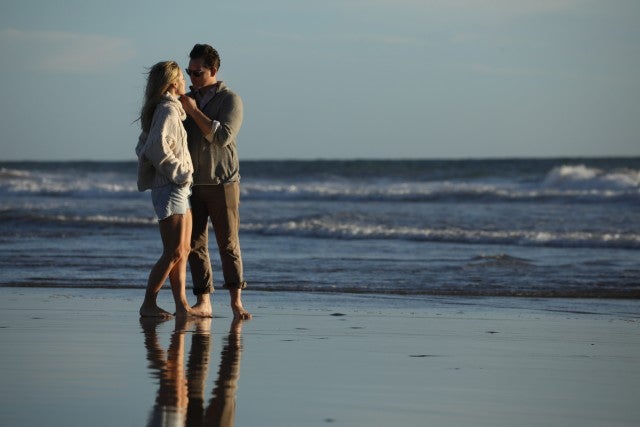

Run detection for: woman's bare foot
[[139, 303, 174, 319], [190, 294, 213, 318], [174, 306, 197, 318]]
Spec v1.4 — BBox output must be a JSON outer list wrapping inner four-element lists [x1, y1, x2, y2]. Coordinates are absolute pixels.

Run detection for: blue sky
[[1, 0, 638, 160]]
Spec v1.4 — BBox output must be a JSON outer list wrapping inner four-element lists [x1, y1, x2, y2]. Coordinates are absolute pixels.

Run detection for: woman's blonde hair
[[139, 61, 182, 133]]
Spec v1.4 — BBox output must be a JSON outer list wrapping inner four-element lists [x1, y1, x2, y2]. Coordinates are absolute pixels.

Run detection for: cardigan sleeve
[[135, 132, 155, 191]]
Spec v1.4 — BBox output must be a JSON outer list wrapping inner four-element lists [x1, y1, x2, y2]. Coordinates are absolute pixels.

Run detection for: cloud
[[332, 33, 419, 46], [359, 35, 419, 45], [343, 0, 587, 20], [0, 28, 135, 73], [256, 29, 419, 47], [470, 63, 543, 78], [444, 0, 585, 17]]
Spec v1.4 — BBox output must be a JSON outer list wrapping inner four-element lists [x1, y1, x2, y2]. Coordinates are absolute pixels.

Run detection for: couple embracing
[[135, 43, 250, 320]]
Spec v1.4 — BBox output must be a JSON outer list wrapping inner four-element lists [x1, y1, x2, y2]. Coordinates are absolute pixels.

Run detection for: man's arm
[[180, 95, 215, 136], [211, 93, 243, 148]]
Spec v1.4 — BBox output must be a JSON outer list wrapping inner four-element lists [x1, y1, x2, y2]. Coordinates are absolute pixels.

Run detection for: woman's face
[[175, 71, 187, 96]]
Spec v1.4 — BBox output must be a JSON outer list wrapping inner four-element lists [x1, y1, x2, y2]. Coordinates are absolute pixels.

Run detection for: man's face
[[186, 58, 216, 89]]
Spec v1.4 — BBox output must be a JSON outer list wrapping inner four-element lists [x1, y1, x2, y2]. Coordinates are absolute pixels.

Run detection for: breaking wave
[[2, 164, 638, 204], [242, 218, 640, 249]]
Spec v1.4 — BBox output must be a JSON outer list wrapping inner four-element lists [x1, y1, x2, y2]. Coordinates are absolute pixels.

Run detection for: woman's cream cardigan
[[136, 93, 193, 191]]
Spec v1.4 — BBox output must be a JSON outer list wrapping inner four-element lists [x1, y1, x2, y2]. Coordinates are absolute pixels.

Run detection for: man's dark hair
[[189, 44, 221, 71]]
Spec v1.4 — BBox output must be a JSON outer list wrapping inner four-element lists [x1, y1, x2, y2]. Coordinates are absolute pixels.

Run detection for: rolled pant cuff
[[192, 284, 214, 296], [223, 281, 248, 290]]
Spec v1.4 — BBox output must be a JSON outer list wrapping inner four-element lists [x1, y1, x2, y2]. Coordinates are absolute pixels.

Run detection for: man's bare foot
[[232, 304, 252, 320], [229, 288, 252, 320], [139, 303, 174, 319], [190, 294, 213, 318]]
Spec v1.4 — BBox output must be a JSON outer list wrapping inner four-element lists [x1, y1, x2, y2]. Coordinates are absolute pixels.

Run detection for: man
[[180, 43, 251, 319]]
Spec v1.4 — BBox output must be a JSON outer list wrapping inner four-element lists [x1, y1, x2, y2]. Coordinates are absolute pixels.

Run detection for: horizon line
[[2, 155, 640, 163]]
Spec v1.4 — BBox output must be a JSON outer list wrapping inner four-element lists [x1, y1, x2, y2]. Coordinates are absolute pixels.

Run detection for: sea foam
[[544, 164, 640, 190]]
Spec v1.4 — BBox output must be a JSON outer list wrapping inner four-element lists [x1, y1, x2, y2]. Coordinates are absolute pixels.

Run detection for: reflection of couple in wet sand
[[141, 317, 245, 427]]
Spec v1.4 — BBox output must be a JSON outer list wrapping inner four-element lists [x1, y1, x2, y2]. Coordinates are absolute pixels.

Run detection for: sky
[[1, 0, 639, 160]]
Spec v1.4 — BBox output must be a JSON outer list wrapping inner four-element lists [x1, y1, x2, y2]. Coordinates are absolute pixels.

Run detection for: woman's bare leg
[[170, 210, 193, 317], [140, 212, 193, 317]]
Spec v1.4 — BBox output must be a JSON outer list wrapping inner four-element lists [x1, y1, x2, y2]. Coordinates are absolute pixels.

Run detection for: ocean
[[1, 158, 639, 299]]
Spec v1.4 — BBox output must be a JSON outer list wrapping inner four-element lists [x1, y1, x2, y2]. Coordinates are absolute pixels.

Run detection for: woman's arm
[[144, 105, 191, 185]]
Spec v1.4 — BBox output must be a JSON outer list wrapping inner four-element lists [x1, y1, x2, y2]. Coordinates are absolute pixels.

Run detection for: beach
[[1, 287, 638, 427], [1, 159, 638, 426]]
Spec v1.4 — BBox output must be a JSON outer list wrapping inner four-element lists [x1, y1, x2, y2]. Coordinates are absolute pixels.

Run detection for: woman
[[136, 61, 195, 318]]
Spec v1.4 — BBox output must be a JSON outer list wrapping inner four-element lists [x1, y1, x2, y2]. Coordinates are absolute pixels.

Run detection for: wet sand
[[0, 287, 638, 427]]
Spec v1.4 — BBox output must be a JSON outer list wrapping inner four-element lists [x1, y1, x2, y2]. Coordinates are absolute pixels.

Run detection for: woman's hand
[[179, 95, 197, 116]]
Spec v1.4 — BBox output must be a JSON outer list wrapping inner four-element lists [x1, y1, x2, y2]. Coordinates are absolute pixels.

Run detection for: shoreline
[[2, 283, 640, 303], [1, 287, 639, 426], [1, 285, 638, 318]]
